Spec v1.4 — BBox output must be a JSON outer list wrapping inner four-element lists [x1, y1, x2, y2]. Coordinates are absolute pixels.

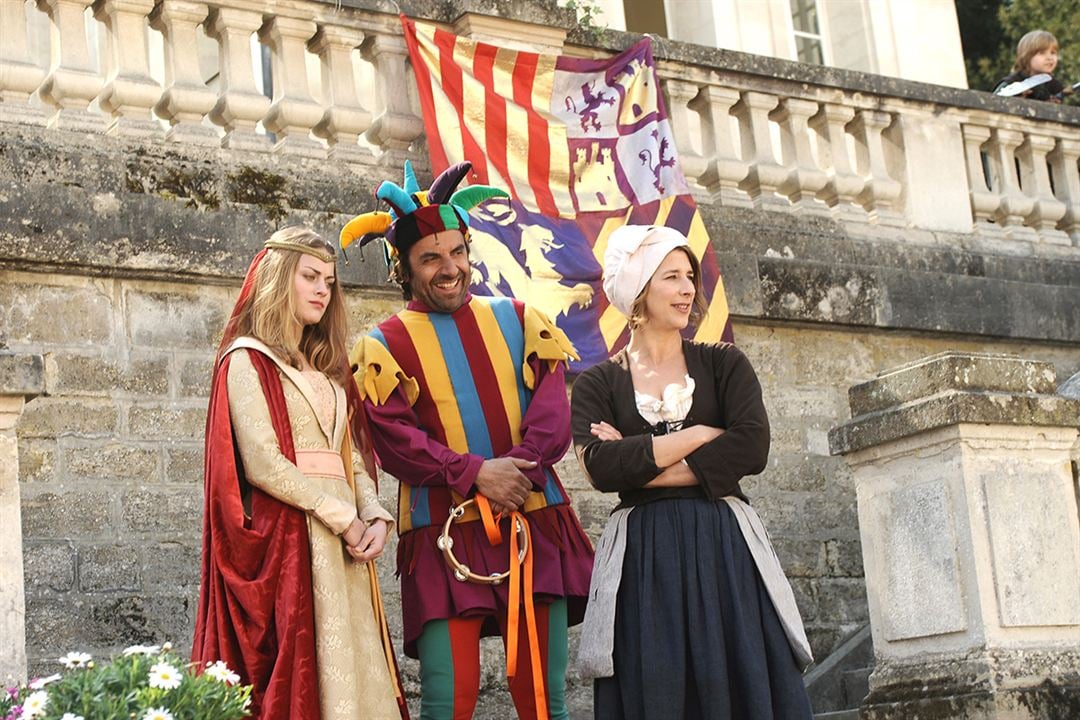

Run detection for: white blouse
[[634, 375, 695, 426]]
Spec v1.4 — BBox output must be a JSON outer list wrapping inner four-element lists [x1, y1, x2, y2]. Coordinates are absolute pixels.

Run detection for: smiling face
[[1028, 45, 1058, 75], [404, 229, 471, 313], [293, 254, 336, 326], [640, 248, 696, 331]]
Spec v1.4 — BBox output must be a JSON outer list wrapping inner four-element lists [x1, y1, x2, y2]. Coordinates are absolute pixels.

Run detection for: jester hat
[[339, 160, 508, 260]]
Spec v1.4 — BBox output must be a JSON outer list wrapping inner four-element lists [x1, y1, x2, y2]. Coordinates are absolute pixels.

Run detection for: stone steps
[[814, 710, 860, 720]]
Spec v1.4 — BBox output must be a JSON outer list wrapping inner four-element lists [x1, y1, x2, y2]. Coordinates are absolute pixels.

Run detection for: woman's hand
[[343, 518, 390, 563], [590, 421, 623, 441]]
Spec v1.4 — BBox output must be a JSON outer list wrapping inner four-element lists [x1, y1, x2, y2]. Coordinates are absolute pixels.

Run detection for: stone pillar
[[987, 127, 1038, 242], [0, 354, 45, 685], [731, 91, 788, 209], [259, 15, 325, 158], [1016, 132, 1069, 245], [688, 85, 750, 206], [770, 97, 828, 214], [809, 103, 866, 223], [363, 33, 425, 168], [961, 123, 1004, 238], [0, 0, 47, 124], [663, 79, 707, 193], [1047, 138, 1080, 246], [35, 0, 106, 132], [206, 6, 271, 151], [93, 0, 162, 137], [149, 0, 219, 145], [310, 23, 373, 163], [829, 352, 1080, 719], [849, 109, 903, 226]]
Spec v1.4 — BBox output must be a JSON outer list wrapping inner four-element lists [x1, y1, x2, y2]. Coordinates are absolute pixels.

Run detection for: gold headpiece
[[263, 240, 335, 264]]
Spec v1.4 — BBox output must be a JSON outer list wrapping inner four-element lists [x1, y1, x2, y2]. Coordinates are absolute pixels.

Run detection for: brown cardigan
[[570, 341, 769, 508]]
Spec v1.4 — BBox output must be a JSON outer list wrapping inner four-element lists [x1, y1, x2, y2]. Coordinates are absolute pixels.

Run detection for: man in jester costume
[[342, 161, 594, 720]]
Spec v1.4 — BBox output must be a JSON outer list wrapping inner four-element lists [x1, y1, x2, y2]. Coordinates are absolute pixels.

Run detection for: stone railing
[[1, 0, 1078, 247]]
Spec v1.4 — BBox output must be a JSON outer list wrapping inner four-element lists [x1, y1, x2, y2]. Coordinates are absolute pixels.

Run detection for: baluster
[[960, 124, 1001, 234], [35, 0, 105, 131], [849, 110, 903, 225], [363, 32, 424, 167], [1047, 138, 1080, 246], [1016, 133, 1068, 245], [770, 97, 828, 214], [206, 7, 270, 150], [310, 23, 372, 163], [0, 0, 47, 123], [731, 91, 788, 209], [688, 85, 749, 206], [149, 0, 218, 145], [663, 78, 707, 193], [260, 16, 324, 158], [809, 103, 865, 222], [986, 127, 1037, 242], [93, 0, 161, 137]]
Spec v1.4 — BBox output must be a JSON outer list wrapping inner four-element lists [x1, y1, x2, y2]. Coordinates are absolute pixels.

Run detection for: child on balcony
[[994, 29, 1066, 103]]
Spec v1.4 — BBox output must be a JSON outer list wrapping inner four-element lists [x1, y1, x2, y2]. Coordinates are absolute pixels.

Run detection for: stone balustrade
[[1, 0, 1077, 245]]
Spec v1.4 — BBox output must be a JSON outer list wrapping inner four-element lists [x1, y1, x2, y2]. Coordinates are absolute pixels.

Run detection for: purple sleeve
[[364, 388, 485, 497], [502, 357, 572, 489]]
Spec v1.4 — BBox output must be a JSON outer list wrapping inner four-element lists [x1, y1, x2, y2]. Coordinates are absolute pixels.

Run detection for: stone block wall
[[2, 116, 1078, 715]]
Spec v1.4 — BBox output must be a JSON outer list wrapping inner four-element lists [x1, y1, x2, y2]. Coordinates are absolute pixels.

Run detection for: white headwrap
[[602, 225, 691, 317]]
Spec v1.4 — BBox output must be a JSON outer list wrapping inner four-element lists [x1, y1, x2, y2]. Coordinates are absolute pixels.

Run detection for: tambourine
[[436, 498, 529, 585]]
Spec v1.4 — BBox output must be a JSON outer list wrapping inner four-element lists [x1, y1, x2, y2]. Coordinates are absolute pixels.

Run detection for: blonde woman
[[192, 226, 405, 720], [571, 225, 813, 720]]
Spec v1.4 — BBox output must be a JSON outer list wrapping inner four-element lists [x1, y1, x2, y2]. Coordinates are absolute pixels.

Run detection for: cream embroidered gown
[[225, 338, 400, 720]]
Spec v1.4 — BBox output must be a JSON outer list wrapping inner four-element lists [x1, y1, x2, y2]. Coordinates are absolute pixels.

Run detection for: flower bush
[[1, 644, 251, 720]]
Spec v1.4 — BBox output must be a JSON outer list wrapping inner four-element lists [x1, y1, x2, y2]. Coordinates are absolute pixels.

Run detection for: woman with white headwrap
[[570, 225, 813, 720]]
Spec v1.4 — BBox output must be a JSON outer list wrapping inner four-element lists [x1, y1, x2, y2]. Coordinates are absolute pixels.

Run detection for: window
[[790, 0, 825, 64]]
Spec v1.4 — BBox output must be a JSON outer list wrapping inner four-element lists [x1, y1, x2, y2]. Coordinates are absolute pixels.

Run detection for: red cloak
[[191, 249, 320, 719]]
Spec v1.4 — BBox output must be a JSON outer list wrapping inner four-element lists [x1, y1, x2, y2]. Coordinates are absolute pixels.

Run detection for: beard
[[411, 271, 469, 313]]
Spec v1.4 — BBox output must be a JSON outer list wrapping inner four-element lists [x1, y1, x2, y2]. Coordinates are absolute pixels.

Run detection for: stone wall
[[2, 1, 1079, 713]]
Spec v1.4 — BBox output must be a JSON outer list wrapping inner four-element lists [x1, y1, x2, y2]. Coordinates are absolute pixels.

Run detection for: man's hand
[[344, 518, 390, 563], [475, 457, 535, 514]]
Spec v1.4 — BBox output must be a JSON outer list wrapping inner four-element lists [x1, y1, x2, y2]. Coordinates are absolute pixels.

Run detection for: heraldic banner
[[401, 16, 734, 369]]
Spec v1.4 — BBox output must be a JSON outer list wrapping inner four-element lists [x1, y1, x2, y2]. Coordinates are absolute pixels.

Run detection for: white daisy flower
[[28, 673, 61, 689], [58, 651, 92, 669], [21, 690, 49, 717], [60, 714, 86, 720], [204, 660, 241, 686], [142, 708, 174, 720], [147, 661, 182, 690], [122, 644, 161, 656]]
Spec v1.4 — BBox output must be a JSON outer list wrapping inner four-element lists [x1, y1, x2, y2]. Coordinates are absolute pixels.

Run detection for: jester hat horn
[[339, 160, 509, 260]]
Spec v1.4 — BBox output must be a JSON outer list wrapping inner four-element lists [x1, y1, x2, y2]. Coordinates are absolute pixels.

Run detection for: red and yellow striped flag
[[402, 16, 733, 368]]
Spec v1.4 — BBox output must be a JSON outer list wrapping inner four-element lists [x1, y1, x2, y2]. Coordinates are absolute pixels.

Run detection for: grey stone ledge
[[0, 353, 45, 397], [829, 391, 1080, 456], [847, 351, 1059, 417], [864, 647, 1080, 708]]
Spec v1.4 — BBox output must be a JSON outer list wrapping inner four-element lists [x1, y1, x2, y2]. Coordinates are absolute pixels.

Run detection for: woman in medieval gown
[[192, 225, 406, 720]]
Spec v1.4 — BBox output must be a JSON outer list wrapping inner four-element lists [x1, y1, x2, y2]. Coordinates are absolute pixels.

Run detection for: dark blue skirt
[[594, 498, 813, 720]]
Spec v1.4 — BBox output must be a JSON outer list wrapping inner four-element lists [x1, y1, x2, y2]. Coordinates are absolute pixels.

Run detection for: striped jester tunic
[[354, 294, 595, 655], [359, 294, 576, 531]]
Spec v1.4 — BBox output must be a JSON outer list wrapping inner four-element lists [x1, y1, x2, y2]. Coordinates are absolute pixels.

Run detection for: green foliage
[[1, 647, 251, 720], [961, 0, 1080, 103], [562, 0, 606, 43]]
